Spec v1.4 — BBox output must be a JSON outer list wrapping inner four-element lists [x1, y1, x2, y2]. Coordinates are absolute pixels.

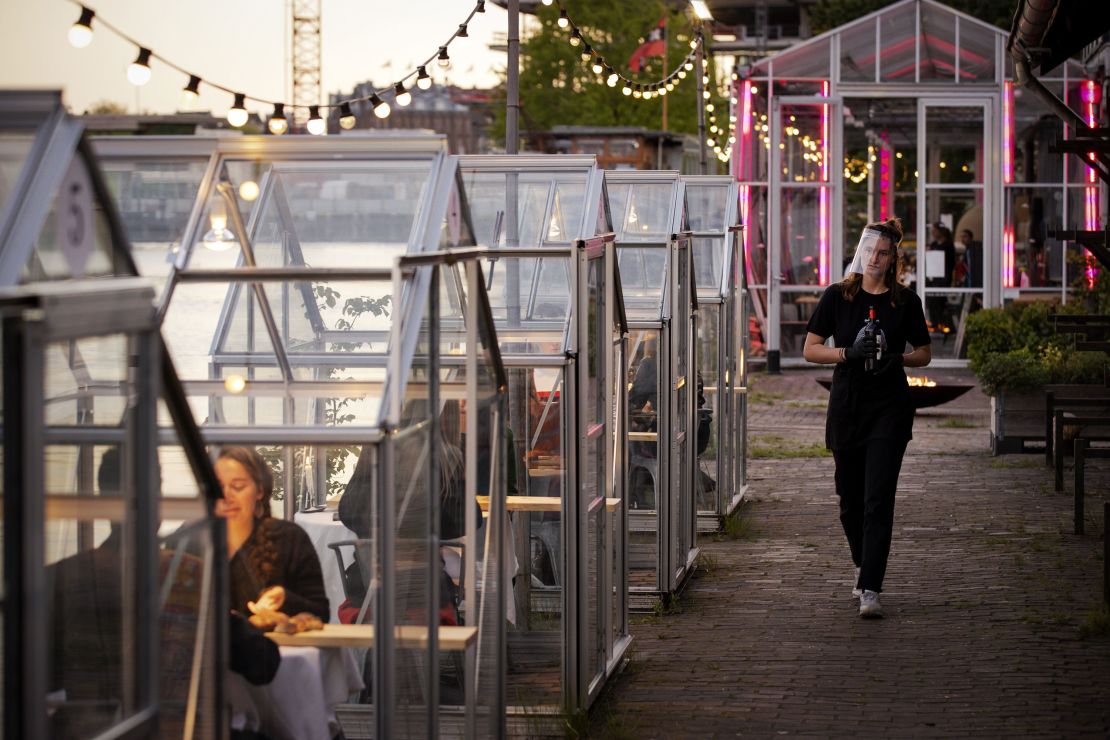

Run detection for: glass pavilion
[[455, 154, 633, 723], [0, 91, 227, 738], [160, 138, 510, 738], [682, 175, 748, 528], [732, 0, 1105, 368], [605, 170, 699, 608]]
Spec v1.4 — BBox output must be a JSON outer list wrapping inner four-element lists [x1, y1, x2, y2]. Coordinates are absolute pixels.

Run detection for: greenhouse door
[[917, 99, 994, 363], [768, 95, 841, 371]]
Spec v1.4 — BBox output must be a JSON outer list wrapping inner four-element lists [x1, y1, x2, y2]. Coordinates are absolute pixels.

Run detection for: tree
[[492, 1, 723, 141], [86, 99, 129, 115], [808, 0, 1016, 34]]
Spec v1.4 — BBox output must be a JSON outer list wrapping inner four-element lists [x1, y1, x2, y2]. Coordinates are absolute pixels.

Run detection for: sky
[[0, 0, 509, 116]]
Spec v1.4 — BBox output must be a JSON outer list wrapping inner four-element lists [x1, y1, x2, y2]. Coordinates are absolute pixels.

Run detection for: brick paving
[[592, 366, 1110, 739]]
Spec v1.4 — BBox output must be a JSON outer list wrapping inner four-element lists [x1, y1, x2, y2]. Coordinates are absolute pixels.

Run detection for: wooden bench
[[1055, 413, 1110, 492], [1073, 438, 1110, 536], [1045, 388, 1110, 466]]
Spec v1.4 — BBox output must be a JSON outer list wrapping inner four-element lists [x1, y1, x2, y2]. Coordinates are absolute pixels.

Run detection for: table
[[294, 509, 357, 624], [265, 623, 478, 651], [228, 644, 363, 740]]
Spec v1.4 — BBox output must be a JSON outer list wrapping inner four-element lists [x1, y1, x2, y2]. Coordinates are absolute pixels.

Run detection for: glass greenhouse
[[732, 0, 1105, 368], [455, 154, 633, 723], [605, 170, 700, 607]]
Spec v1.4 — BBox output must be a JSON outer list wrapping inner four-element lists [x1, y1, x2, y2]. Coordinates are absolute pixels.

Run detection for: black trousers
[[832, 437, 908, 593]]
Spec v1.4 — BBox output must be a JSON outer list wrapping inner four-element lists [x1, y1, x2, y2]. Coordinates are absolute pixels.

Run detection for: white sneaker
[[859, 589, 884, 618], [852, 567, 862, 598]]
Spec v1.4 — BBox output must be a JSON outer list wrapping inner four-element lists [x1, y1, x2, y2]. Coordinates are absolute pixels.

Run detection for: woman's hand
[[248, 585, 286, 614]]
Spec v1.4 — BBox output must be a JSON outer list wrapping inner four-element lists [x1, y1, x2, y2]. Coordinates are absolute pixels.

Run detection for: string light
[[226, 93, 248, 127], [557, 9, 570, 28], [569, 28, 582, 47], [268, 103, 288, 135], [371, 93, 391, 119], [61, 0, 484, 125], [127, 47, 152, 86], [306, 105, 326, 136], [591, 57, 604, 75], [182, 74, 201, 101], [68, 6, 94, 48], [394, 82, 411, 107], [339, 101, 357, 129]]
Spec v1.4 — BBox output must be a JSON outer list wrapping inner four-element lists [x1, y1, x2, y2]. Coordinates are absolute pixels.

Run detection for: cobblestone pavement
[[591, 367, 1110, 739]]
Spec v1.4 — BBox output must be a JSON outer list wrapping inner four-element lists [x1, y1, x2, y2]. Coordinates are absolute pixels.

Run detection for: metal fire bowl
[[815, 379, 974, 409]]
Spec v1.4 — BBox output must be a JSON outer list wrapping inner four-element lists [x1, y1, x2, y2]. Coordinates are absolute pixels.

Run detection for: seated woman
[[215, 446, 329, 622]]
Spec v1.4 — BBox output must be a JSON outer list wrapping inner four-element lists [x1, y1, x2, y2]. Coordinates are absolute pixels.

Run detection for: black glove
[[843, 334, 878, 362]]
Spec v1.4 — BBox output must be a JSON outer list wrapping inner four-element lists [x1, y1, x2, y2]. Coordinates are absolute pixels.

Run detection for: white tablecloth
[[229, 645, 363, 740], [295, 510, 358, 624]]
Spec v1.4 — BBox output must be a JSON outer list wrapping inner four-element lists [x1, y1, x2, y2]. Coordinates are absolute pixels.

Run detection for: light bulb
[[224, 374, 246, 394], [658, 87, 667, 96], [607, 73, 619, 87], [542, 0, 553, 4], [685, 61, 694, 72], [339, 101, 356, 129], [633, 88, 642, 99], [710, 124, 718, 133], [666, 82, 675, 91], [569, 30, 581, 47], [706, 103, 714, 112], [416, 66, 432, 90], [703, 90, 711, 99], [707, 138, 715, 147], [268, 103, 288, 135], [557, 10, 569, 28], [227, 93, 248, 127], [370, 94, 391, 119], [68, 7, 94, 48], [591, 59, 603, 75], [691, 39, 699, 50], [127, 48, 152, 86], [580, 45, 591, 62], [182, 75, 201, 102], [622, 85, 632, 96], [437, 46, 451, 69], [307, 105, 326, 135], [702, 75, 710, 85], [202, 213, 235, 251], [239, 180, 260, 201], [394, 82, 411, 107], [643, 90, 653, 100]]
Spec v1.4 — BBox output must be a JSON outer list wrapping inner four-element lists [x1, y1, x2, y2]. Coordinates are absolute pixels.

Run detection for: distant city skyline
[[0, 0, 508, 117]]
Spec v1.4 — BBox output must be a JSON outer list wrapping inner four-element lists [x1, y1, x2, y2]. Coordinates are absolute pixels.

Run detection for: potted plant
[[966, 299, 1109, 454]]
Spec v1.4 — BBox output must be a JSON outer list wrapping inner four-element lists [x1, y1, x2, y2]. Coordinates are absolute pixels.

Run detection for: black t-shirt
[[806, 284, 931, 450]]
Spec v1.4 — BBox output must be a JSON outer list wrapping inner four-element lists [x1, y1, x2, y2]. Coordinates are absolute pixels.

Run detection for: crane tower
[[291, 0, 322, 129]]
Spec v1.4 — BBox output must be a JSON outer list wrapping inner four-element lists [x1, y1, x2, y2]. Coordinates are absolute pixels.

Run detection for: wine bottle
[[864, 306, 881, 372]]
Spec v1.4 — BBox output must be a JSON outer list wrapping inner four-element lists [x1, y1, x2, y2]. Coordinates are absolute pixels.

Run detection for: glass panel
[[738, 84, 770, 183], [616, 247, 668, 320], [1067, 187, 1103, 287], [1007, 186, 1065, 289], [607, 182, 674, 241], [924, 290, 980, 360], [462, 170, 587, 246], [481, 254, 572, 349], [1013, 82, 1064, 183], [695, 303, 720, 514], [780, 288, 823, 358], [692, 236, 725, 297], [923, 189, 984, 291], [779, 104, 828, 184], [958, 18, 998, 82], [839, 18, 876, 83], [1066, 77, 1102, 185], [880, 2, 917, 82], [101, 159, 208, 289], [740, 185, 769, 357], [627, 328, 660, 590], [770, 37, 831, 80], [779, 187, 827, 285], [925, 107, 984, 185], [0, 132, 34, 208], [919, 4, 956, 82], [686, 184, 728, 232]]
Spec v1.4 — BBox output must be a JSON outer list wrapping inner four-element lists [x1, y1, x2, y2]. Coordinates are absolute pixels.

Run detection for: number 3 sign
[[57, 158, 95, 277]]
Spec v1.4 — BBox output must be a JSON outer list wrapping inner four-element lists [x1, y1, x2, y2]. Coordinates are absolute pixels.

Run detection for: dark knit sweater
[[228, 518, 330, 622]]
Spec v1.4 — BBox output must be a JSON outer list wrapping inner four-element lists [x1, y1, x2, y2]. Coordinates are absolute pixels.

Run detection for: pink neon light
[[819, 80, 830, 285], [1002, 81, 1014, 184], [1002, 225, 1015, 288], [1082, 79, 1099, 287], [879, 146, 891, 220], [738, 79, 754, 273]]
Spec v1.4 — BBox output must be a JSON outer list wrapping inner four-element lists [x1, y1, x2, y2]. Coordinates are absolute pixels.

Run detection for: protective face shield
[[845, 228, 884, 277], [845, 226, 900, 277]]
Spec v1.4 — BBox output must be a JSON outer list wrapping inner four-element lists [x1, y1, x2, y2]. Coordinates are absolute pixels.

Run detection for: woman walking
[[802, 218, 931, 618]]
